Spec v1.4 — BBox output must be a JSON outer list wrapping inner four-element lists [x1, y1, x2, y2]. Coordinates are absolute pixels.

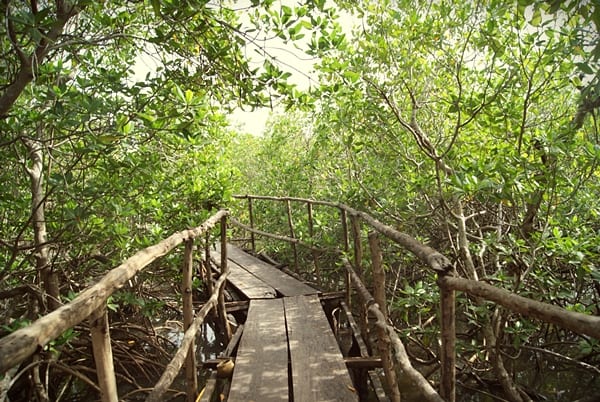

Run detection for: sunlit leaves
[[1, 1, 314, 286]]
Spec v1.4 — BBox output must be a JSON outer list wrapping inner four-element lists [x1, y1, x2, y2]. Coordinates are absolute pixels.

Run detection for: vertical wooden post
[[350, 215, 363, 278], [351, 215, 368, 354], [340, 208, 350, 305], [89, 307, 118, 402], [369, 232, 400, 402], [286, 199, 299, 273], [340, 208, 349, 252], [306, 201, 321, 284], [248, 197, 256, 253], [218, 216, 232, 341], [439, 273, 456, 402], [204, 233, 214, 302], [368, 232, 387, 318], [182, 239, 197, 401], [198, 242, 206, 285]]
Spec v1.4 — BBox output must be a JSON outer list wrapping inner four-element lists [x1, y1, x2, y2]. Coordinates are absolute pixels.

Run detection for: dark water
[[456, 349, 600, 401], [153, 318, 227, 399]]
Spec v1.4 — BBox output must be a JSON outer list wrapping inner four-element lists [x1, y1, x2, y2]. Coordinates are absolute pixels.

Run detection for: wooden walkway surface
[[211, 244, 358, 402]]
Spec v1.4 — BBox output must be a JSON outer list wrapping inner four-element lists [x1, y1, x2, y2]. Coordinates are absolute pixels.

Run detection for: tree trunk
[[0, 1, 82, 117], [23, 137, 60, 311], [451, 199, 530, 401]]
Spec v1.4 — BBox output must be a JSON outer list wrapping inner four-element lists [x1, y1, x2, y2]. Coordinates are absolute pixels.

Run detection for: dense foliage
[[1, 0, 600, 400], [0, 0, 339, 400], [231, 0, 600, 400]]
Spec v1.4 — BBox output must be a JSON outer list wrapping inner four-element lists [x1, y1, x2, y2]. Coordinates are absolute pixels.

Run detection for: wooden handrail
[[0, 210, 229, 375], [233, 194, 600, 402], [234, 194, 452, 272], [146, 271, 229, 402], [438, 275, 600, 339], [230, 217, 332, 253], [343, 258, 444, 402]]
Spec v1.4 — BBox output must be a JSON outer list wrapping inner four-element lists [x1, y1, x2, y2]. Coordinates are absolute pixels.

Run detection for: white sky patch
[[229, 107, 272, 135], [131, 1, 359, 136], [228, 1, 359, 135]]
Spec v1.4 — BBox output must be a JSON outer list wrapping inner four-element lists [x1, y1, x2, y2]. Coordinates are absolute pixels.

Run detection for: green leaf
[[174, 85, 185, 102], [576, 62, 595, 75], [342, 70, 360, 83], [281, 5, 292, 25], [185, 89, 194, 104], [136, 112, 156, 123], [98, 135, 120, 144], [530, 7, 542, 26]]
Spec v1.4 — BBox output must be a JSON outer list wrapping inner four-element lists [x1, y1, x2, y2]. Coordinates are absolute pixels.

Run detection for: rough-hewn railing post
[[344, 258, 443, 402], [351, 215, 369, 354], [147, 273, 229, 402], [89, 306, 118, 402], [182, 239, 197, 401], [438, 272, 456, 402], [340, 209, 349, 250], [369, 232, 387, 318], [306, 201, 321, 284], [369, 232, 400, 402], [340, 208, 350, 305], [350, 215, 363, 278], [439, 275, 600, 339], [248, 196, 256, 253], [204, 233, 216, 322], [286, 199, 300, 273], [218, 216, 232, 341]]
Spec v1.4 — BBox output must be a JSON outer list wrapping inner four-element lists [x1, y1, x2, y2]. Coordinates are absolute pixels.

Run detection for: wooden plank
[[197, 372, 217, 402], [225, 244, 318, 297], [228, 299, 289, 402], [210, 249, 277, 299], [284, 295, 358, 402]]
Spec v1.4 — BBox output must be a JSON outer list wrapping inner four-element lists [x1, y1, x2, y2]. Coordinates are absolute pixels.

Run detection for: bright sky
[[228, 2, 358, 135], [132, 2, 357, 136]]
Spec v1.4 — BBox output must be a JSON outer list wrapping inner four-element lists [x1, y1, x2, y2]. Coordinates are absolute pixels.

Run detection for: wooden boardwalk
[[211, 244, 358, 402]]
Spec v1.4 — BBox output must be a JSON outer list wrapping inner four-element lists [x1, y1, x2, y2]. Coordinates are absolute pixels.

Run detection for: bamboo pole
[[89, 306, 118, 402], [218, 216, 232, 341], [182, 239, 197, 401], [306, 201, 321, 285], [248, 197, 256, 253], [286, 199, 300, 273]]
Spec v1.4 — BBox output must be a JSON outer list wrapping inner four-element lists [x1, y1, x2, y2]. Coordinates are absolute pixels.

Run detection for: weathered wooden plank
[[228, 299, 289, 402], [284, 295, 358, 402], [210, 249, 277, 299], [225, 244, 318, 297]]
